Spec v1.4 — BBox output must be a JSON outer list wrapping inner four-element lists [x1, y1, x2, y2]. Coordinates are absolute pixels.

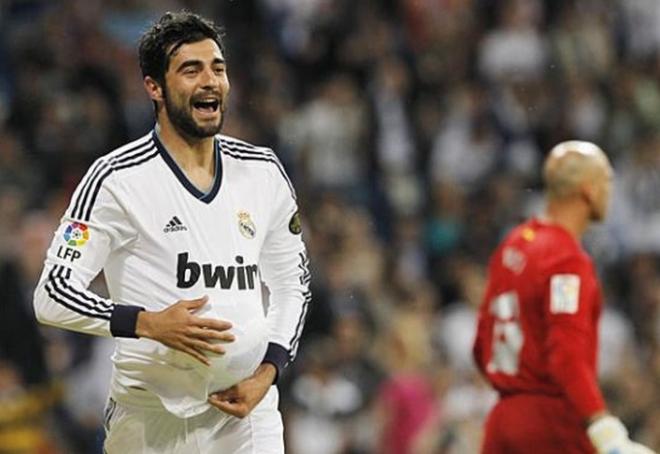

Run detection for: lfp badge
[[63, 222, 90, 247]]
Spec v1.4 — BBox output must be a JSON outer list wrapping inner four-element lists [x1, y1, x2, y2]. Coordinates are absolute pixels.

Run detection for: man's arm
[[543, 253, 606, 418], [208, 152, 310, 417], [543, 255, 655, 454], [207, 363, 277, 418], [257, 165, 310, 382], [33, 167, 144, 338], [34, 163, 233, 363], [473, 264, 496, 377]]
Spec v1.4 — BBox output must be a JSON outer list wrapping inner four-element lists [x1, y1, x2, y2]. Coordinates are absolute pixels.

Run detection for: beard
[[163, 88, 225, 139]]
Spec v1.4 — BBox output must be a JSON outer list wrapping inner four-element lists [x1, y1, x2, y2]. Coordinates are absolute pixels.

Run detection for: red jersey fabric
[[473, 218, 606, 421], [481, 394, 594, 453]]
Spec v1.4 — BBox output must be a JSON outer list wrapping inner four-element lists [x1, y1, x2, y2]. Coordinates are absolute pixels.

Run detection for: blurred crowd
[[1, 0, 659, 453]]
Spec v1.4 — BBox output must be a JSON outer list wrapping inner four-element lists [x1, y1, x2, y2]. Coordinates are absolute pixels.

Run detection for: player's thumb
[[185, 295, 209, 311]]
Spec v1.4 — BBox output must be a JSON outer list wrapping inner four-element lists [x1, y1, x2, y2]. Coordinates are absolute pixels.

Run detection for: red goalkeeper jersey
[[473, 218, 606, 420]]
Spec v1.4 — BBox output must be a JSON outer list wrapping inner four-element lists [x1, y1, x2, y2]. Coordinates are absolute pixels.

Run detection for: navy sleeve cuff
[[110, 305, 145, 338], [261, 343, 290, 384]]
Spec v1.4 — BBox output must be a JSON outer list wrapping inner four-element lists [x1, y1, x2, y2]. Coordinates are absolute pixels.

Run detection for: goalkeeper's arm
[[587, 412, 656, 454]]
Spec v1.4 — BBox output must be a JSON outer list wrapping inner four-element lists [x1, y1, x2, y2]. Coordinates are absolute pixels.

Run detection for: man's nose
[[199, 67, 219, 88]]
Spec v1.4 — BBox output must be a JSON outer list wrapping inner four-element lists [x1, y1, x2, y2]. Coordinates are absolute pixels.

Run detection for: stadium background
[[0, 0, 659, 452]]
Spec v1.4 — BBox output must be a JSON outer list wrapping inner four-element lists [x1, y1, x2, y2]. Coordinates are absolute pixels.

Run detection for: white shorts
[[103, 386, 283, 454]]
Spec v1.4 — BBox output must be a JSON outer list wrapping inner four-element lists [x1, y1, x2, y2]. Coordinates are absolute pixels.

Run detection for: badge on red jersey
[[502, 247, 526, 274], [550, 274, 580, 314]]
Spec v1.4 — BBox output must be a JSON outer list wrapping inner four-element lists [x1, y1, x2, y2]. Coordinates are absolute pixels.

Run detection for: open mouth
[[193, 99, 220, 114]]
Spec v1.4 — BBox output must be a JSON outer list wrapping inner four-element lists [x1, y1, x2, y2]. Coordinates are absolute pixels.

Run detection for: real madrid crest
[[238, 210, 256, 239]]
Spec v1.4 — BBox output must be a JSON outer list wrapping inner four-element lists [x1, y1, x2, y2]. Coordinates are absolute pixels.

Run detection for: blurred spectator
[[0, 129, 41, 204], [373, 310, 439, 454], [0, 212, 61, 453], [550, 1, 614, 81], [429, 83, 501, 191], [283, 74, 368, 201], [478, 0, 547, 82], [434, 259, 485, 376], [286, 338, 364, 454], [609, 132, 660, 255], [621, 0, 660, 59], [598, 306, 637, 380], [562, 75, 607, 141], [368, 55, 422, 217], [425, 182, 466, 261]]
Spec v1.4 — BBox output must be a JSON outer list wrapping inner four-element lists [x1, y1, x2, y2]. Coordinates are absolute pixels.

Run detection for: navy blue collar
[[152, 130, 222, 204]]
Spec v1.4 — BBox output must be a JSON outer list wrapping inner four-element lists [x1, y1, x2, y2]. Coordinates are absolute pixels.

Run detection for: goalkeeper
[[472, 141, 655, 453]]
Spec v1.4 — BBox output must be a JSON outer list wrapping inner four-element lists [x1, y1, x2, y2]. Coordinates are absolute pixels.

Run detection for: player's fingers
[[186, 339, 226, 355], [179, 344, 210, 366], [183, 295, 209, 311], [211, 385, 245, 403], [207, 397, 234, 412], [209, 386, 239, 401], [208, 396, 249, 418], [187, 327, 235, 343], [192, 317, 233, 331]]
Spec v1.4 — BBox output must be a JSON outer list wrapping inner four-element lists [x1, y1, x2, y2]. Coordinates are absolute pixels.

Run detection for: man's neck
[[542, 199, 590, 240], [156, 118, 215, 173], [156, 117, 217, 192]]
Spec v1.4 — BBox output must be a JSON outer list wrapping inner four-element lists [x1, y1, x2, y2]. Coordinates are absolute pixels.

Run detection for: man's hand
[[587, 415, 657, 454], [135, 296, 235, 365], [207, 363, 277, 418]]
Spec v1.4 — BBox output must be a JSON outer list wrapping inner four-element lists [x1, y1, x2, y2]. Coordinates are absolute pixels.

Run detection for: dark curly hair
[[138, 11, 225, 86]]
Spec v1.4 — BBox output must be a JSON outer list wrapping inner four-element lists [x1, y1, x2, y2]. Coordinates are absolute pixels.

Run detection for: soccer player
[[33, 11, 310, 454], [473, 141, 656, 454]]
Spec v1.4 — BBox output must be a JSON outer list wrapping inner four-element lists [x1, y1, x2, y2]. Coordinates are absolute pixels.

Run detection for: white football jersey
[[34, 131, 311, 417]]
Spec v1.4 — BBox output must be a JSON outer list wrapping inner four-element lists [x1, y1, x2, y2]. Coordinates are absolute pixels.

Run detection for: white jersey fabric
[[103, 387, 283, 454], [34, 130, 311, 418]]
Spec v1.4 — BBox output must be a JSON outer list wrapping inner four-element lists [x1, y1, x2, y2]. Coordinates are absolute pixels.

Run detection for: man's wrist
[[255, 363, 277, 385], [261, 343, 288, 383], [586, 410, 609, 427], [134, 310, 153, 338], [110, 305, 145, 338]]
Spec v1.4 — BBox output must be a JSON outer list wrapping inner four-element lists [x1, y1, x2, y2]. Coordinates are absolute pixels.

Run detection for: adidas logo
[[163, 216, 188, 233]]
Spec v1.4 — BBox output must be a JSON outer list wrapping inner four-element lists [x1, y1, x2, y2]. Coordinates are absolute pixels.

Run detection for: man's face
[[589, 161, 613, 222], [161, 39, 229, 139]]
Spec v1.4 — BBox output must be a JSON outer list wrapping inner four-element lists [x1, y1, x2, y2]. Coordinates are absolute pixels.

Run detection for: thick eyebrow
[[176, 57, 226, 72]]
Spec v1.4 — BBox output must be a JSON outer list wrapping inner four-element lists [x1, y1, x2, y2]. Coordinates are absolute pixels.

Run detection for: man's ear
[[580, 181, 596, 207], [144, 76, 164, 104]]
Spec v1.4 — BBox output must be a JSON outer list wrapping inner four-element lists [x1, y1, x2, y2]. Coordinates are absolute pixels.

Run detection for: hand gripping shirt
[[33, 131, 311, 417], [472, 219, 606, 421]]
